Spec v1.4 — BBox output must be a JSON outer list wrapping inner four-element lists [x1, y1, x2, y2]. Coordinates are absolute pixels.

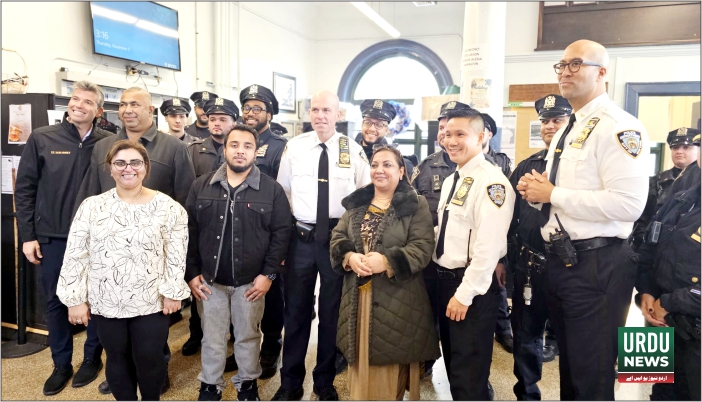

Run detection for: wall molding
[[505, 44, 700, 63]]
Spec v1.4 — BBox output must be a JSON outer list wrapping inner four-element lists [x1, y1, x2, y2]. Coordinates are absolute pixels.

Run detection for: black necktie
[[316, 143, 330, 244], [436, 171, 460, 259], [539, 114, 577, 227]]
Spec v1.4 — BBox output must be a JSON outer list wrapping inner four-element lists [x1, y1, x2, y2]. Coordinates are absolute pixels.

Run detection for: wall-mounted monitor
[[90, 1, 181, 71]]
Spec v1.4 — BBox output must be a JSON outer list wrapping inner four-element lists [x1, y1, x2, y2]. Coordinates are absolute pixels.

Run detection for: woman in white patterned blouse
[[57, 140, 190, 401]]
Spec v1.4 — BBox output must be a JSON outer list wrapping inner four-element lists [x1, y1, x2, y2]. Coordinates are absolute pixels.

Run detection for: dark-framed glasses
[[362, 120, 388, 130], [553, 60, 603, 74], [112, 159, 144, 170], [242, 105, 266, 115]]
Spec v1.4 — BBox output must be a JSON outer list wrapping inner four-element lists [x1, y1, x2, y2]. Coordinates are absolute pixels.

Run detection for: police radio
[[548, 214, 578, 267]]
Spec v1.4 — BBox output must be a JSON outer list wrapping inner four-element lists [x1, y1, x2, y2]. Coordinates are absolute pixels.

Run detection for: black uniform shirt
[[486, 148, 512, 177], [188, 137, 221, 177], [508, 149, 548, 258], [410, 149, 456, 226], [186, 124, 211, 140], [255, 128, 288, 179]]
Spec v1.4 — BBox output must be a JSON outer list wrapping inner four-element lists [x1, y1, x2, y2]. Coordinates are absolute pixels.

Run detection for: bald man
[[75, 87, 196, 395], [274, 90, 370, 401], [516, 40, 650, 400]]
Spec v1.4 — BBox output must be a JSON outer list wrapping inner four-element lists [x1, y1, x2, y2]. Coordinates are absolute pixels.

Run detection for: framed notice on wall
[[273, 73, 296, 114]]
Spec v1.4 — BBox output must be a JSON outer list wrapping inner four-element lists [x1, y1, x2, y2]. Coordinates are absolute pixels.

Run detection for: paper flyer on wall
[[501, 111, 517, 149], [2, 155, 22, 194], [529, 120, 544, 148], [468, 77, 491, 109], [8, 104, 32, 144], [47, 110, 64, 126]]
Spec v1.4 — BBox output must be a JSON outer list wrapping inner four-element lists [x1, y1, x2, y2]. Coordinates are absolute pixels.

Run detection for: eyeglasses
[[242, 105, 266, 115], [112, 159, 144, 170], [553, 60, 603, 74], [362, 120, 388, 130]]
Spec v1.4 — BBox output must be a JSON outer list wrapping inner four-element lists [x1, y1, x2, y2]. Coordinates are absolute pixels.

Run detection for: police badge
[[487, 184, 506, 208], [451, 177, 474, 206], [215, 97, 224, 106], [410, 166, 420, 183], [446, 101, 457, 110], [544, 95, 556, 109], [202, 91, 210, 100], [250, 85, 259, 96], [173, 98, 181, 106], [373, 100, 384, 109], [616, 130, 643, 158], [256, 144, 269, 157], [571, 117, 600, 149], [677, 127, 688, 136], [338, 136, 351, 168]]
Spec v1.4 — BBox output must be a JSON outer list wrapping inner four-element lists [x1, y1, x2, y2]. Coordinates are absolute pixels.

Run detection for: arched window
[[353, 57, 441, 101]]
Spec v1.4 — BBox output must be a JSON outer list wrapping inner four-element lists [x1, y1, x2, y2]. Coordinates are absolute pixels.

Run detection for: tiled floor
[[1, 294, 652, 400]]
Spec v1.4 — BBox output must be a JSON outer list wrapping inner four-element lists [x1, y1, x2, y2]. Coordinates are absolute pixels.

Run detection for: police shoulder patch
[[410, 166, 420, 184], [486, 183, 507, 208], [616, 130, 643, 158]]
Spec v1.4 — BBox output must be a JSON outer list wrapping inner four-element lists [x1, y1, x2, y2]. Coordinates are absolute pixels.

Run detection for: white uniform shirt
[[433, 153, 515, 307], [277, 131, 371, 223], [535, 93, 650, 241]]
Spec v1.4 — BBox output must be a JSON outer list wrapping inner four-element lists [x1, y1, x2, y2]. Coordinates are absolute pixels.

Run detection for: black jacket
[[353, 133, 416, 181], [410, 149, 455, 226], [187, 136, 221, 177], [185, 164, 292, 286], [636, 182, 700, 317], [15, 115, 112, 241], [254, 128, 287, 179], [75, 124, 195, 210], [631, 167, 681, 251], [486, 148, 512, 177]]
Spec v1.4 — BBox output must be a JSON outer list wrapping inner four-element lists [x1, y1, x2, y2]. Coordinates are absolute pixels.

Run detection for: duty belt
[[435, 265, 467, 280], [518, 247, 547, 274], [544, 236, 620, 255]]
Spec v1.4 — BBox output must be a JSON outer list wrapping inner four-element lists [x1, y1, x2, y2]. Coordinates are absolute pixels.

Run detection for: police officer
[[160, 98, 200, 146], [636, 133, 700, 402], [631, 127, 700, 251], [187, 97, 239, 177], [238, 84, 287, 379], [273, 90, 370, 401], [482, 112, 512, 176], [432, 107, 515, 400], [354, 99, 415, 174], [186, 91, 218, 139], [508, 94, 571, 400], [517, 40, 650, 400]]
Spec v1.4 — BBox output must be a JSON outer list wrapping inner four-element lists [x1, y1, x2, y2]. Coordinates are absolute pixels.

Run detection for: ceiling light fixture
[[413, 2, 437, 6], [350, 2, 400, 38]]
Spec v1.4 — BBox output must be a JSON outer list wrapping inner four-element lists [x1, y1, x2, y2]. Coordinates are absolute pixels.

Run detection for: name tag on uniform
[[338, 136, 351, 168], [257, 144, 269, 157], [450, 177, 474, 206], [571, 117, 600, 149], [432, 175, 442, 191]]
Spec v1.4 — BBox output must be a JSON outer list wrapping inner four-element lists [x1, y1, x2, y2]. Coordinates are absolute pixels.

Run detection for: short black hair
[[225, 123, 260, 149], [445, 109, 485, 136]]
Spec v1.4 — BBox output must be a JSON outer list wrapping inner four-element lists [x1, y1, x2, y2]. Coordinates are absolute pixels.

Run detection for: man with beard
[[186, 91, 219, 139], [188, 97, 240, 177], [160, 98, 200, 146], [75, 86, 196, 396], [186, 124, 292, 401], [354, 99, 415, 174]]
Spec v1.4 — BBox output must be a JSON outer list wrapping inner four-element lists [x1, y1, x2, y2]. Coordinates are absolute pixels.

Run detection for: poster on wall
[[461, 44, 489, 71], [273, 72, 296, 113], [2, 156, 21, 194], [501, 111, 517, 149], [8, 104, 32, 144], [529, 120, 544, 148], [468, 77, 491, 109]]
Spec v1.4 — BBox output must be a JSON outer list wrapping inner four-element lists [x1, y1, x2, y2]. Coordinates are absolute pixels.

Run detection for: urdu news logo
[[618, 327, 674, 383]]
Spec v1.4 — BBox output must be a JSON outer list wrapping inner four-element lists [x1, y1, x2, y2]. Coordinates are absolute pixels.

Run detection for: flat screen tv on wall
[[90, 1, 181, 71]]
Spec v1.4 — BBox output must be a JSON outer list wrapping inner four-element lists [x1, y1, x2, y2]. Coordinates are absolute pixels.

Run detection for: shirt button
[[214, 256, 217, 259], [235, 238, 238, 242], [220, 216, 223, 219], [235, 258, 239, 262], [235, 217, 239, 221], [237, 196, 241, 199], [224, 194, 227, 198], [260, 208, 264, 212], [217, 236, 220, 239]]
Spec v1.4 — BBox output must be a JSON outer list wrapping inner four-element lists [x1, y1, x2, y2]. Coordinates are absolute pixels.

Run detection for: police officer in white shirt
[[432, 107, 515, 401], [274, 90, 370, 401], [517, 39, 650, 400]]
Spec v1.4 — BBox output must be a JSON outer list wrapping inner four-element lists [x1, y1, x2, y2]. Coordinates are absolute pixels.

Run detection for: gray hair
[[71, 81, 105, 109]]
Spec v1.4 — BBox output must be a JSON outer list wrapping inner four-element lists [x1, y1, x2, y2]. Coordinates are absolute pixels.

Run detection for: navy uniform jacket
[[254, 128, 287, 179], [636, 181, 701, 317], [507, 149, 548, 267], [185, 124, 211, 140], [631, 166, 682, 251], [188, 137, 221, 177], [410, 149, 455, 226], [486, 148, 512, 177]]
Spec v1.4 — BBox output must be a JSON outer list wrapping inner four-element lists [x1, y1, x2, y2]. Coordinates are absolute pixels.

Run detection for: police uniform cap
[[694, 133, 701, 146], [269, 122, 288, 135], [204, 97, 240, 120], [535, 94, 572, 118], [481, 113, 497, 135], [438, 101, 472, 120], [667, 127, 700, 147], [361, 99, 397, 122], [160, 98, 191, 117], [190, 91, 219, 107], [240, 84, 279, 115]]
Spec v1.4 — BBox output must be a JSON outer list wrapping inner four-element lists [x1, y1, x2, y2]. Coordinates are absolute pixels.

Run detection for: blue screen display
[[90, 2, 181, 70]]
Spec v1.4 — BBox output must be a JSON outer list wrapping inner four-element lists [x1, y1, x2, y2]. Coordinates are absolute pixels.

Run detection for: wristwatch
[[267, 274, 277, 281]]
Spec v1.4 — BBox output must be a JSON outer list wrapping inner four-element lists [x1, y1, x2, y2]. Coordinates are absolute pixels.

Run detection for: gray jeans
[[198, 282, 265, 391]]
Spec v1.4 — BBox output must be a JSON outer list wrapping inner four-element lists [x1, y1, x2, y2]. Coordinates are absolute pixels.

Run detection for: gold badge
[[487, 184, 506, 208], [677, 127, 688, 136], [250, 85, 258, 96], [446, 101, 457, 110], [202, 91, 210, 100], [256, 144, 269, 157], [432, 174, 442, 191], [451, 177, 474, 206], [692, 227, 700, 243], [544, 95, 556, 109], [373, 100, 383, 109], [692, 277, 699, 283], [338, 136, 351, 168], [571, 117, 600, 149], [172, 98, 181, 106], [410, 166, 420, 184], [215, 97, 224, 106]]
